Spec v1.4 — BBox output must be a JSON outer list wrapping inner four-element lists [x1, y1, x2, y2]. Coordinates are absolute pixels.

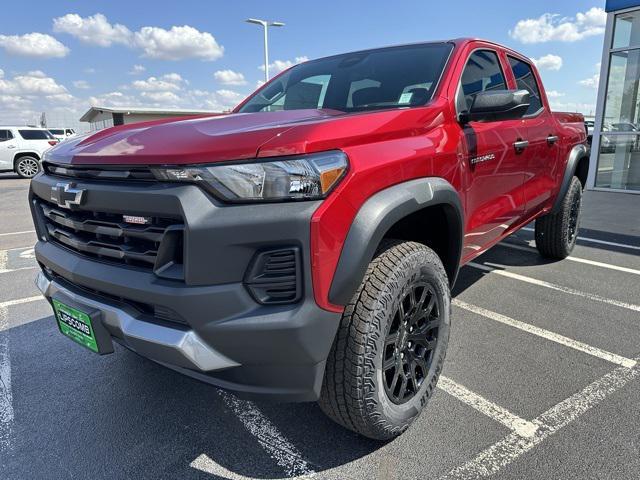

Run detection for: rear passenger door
[[456, 50, 527, 259], [507, 56, 560, 214]]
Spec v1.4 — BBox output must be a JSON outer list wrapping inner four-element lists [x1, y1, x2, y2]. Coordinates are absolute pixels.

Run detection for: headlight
[[151, 151, 348, 202]]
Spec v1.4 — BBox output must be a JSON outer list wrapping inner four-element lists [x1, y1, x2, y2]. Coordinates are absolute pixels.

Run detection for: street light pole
[[246, 18, 285, 83]]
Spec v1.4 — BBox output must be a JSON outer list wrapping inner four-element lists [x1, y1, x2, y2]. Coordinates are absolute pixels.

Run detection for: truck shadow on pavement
[[3, 316, 383, 480]]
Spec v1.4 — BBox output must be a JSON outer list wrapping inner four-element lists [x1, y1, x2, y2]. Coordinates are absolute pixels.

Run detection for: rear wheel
[[319, 240, 450, 440], [15, 156, 40, 179], [535, 176, 582, 259]]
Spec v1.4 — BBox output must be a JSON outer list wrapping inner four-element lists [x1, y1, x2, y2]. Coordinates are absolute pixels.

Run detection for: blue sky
[[0, 0, 606, 128]]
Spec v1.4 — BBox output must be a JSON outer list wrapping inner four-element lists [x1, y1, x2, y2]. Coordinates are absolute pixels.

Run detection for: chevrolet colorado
[[30, 38, 588, 440]]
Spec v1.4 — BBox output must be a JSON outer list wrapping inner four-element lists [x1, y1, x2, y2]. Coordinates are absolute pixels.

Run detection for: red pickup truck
[[30, 38, 587, 440]]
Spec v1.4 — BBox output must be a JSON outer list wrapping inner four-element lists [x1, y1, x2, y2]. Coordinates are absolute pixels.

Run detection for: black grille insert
[[36, 198, 184, 278], [44, 163, 155, 181], [244, 247, 302, 304]]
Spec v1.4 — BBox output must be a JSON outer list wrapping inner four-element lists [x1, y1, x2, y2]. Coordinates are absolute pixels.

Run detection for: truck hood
[[46, 104, 447, 166], [45, 109, 345, 166]]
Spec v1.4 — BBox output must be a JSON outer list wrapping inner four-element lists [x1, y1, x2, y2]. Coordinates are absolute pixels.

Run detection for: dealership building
[[589, 0, 640, 193]]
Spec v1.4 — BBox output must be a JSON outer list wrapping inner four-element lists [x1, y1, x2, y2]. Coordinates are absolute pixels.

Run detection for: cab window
[[508, 56, 543, 116], [457, 50, 507, 113]]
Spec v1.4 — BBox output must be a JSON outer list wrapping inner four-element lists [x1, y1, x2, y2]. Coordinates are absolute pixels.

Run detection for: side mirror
[[460, 89, 530, 123]]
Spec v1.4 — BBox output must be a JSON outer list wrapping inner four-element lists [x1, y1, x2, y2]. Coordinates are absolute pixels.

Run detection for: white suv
[[0, 126, 58, 178], [48, 128, 76, 142]]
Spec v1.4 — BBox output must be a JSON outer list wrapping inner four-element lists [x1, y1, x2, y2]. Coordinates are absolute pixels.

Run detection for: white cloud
[[131, 73, 185, 91], [129, 64, 146, 75], [259, 56, 309, 75], [0, 32, 69, 58], [532, 54, 563, 71], [214, 69, 247, 86], [510, 7, 606, 43], [134, 25, 224, 61], [579, 73, 600, 89], [53, 13, 132, 47], [141, 91, 181, 104], [73, 80, 91, 89], [0, 70, 68, 95], [53, 13, 224, 61], [545, 90, 565, 98], [84, 67, 96, 74]]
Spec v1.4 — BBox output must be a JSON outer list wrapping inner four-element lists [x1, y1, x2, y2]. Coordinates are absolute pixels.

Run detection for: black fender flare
[[551, 144, 588, 214], [328, 177, 464, 306]]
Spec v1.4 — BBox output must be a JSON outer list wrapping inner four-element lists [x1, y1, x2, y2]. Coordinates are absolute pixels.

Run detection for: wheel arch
[[328, 178, 463, 306], [552, 143, 588, 214], [13, 151, 41, 166]]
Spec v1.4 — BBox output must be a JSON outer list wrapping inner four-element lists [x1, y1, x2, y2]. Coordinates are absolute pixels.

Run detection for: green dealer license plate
[[53, 299, 99, 353]]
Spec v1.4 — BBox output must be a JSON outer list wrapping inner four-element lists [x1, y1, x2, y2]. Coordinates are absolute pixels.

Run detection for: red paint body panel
[[46, 38, 586, 313]]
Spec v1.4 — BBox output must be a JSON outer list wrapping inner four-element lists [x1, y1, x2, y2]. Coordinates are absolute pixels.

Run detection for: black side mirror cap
[[460, 89, 531, 123]]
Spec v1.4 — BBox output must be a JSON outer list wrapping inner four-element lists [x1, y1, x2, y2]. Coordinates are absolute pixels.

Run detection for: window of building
[[595, 10, 640, 191]]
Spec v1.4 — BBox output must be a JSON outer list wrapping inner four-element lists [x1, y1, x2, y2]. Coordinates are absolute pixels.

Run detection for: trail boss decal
[[469, 153, 496, 165]]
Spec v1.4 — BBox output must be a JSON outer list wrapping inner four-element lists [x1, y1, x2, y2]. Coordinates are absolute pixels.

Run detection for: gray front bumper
[[36, 271, 239, 372]]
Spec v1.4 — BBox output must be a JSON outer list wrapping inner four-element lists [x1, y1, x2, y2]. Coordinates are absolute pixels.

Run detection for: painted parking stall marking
[[0, 305, 14, 452], [454, 300, 636, 368], [438, 376, 538, 438], [498, 241, 640, 276], [468, 261, 640, 312], [192, 391, 316, 478], [520, 226, 640, 252], [0, 245, 38, 274], [440, 356, 640, 479]]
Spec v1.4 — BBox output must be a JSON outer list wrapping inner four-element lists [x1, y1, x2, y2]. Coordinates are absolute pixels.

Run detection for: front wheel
[[319, 240, 450, 440], [15, 156, 41, 179], [535, 176, 583, 259]]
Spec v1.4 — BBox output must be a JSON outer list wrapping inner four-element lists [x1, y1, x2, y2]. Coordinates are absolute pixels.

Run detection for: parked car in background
[[31, 38, 588, 440], [0, 126, 58, 178], [48, 128, 76, 142], [585, 119, 594, 146]]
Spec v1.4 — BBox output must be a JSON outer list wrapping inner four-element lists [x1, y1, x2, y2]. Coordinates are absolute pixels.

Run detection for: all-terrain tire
[[535, 176, 583, 259], [319, 240, 451, 440]]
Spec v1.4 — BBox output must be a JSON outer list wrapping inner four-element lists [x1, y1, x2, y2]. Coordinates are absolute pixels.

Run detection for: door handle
[[513, 140, 529, 151], [547, 135, 559, 145], [7, 145, 16, 149]]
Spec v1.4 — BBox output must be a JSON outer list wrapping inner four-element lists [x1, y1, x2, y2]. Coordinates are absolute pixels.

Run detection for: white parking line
[[0, 306, 13, 452], [453, 300, 636, 369], [438, 376, 538, 438], [0, 296, 43, 310], [521, 226, 640, 251], [499, 242, 640, 276], [440, 356, 640, 479], [199, 390, 315, 478], [468, 262, 640, 312], [0, 230, 35, 237], [191, 454, 314, 480]]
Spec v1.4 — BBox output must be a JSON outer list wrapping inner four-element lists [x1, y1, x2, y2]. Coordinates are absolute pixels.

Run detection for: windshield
[[238, 43, 453, 114]]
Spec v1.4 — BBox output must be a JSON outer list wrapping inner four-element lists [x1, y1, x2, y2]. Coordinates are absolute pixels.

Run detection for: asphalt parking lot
[[1, 172, 639, 480]]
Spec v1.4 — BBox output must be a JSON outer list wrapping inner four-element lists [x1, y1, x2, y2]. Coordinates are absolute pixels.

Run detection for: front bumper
[[30, 173, 341, 401]]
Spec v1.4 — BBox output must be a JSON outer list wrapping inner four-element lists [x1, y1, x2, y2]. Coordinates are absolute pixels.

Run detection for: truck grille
[[35, 198, 184, 277], [44, 163, 155, 181]]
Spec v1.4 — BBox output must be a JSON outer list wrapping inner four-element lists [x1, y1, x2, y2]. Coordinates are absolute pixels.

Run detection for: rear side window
[[18, 129, 54, 140], [49, 129, 64, 135], [0, 130, 13, 142], [508, 57, 543, 116], [65, 129, 74, 135], [458, 50, 506, 112]]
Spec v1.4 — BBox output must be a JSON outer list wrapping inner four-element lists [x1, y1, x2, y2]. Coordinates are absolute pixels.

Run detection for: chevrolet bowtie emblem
[[51, 182, 85, 208]]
